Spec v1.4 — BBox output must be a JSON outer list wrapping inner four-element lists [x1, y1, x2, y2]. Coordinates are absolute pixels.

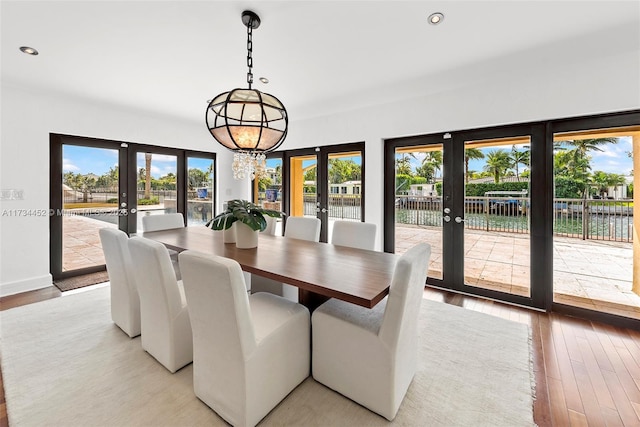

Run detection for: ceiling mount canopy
[[206, 10, 288, 180]]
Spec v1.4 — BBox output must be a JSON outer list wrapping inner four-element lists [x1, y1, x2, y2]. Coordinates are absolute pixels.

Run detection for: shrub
[[138, 197, 159, 205], [465, 182, 529, 197]]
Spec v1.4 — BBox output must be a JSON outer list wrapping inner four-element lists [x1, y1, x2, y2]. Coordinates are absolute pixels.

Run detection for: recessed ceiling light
[[19, 46, 39, 55], [428, 12, 444, 25], [259, 77, 269, 84]]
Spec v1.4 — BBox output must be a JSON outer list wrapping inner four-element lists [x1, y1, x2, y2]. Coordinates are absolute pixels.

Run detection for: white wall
[[1, 42, 638, 296], [0, 83, 244, 296]]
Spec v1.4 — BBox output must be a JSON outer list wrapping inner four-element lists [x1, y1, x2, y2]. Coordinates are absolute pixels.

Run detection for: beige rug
[[0, 286, 535, 426]]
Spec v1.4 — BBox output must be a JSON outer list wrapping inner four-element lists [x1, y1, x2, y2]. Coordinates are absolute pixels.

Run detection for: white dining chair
[[178, 250, 310, 427], [141, 212, 184, 279], [330, 220, 377, 251], [128, 236, 193, 373], [284, 216, 321, 241], [262, 215, 280, 236], [141, 212, 185, 232], [98, 228, 140, 338], [312, 243, 431, 421], [282, 216, 321, 300]]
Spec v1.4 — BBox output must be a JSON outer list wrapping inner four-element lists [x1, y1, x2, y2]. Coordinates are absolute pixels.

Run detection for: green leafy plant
[[205, 199, 283, 232], [138, 197, 160, 205]]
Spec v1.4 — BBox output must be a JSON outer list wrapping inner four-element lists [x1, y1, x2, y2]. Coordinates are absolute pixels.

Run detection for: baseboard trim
[[0, 274, 53, 297]]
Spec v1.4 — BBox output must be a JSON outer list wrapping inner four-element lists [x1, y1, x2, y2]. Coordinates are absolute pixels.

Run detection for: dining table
[[141, 225, 400, 311]]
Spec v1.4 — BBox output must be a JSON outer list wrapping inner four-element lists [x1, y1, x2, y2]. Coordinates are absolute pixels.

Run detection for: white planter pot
[[223, 223, 236, 244], [235, 222, 259, 249]]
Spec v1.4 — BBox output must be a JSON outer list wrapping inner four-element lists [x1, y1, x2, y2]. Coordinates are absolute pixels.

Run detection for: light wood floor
[[1, 285, 639, 427]]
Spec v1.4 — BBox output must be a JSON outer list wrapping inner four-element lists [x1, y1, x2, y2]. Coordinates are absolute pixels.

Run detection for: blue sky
[[398, 137, 633, 177], [62, 146, 213, 178], [62, 138, 632, 178]]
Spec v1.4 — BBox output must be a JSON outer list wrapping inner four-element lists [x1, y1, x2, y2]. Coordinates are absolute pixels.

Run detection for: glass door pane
[[552, 126, 639, 319], [255, 156, 283, 235], [461, 137, 531, 298], [289, 153, 318, 220], [394, 145, 443, 280], [186, 157, 214, 226], [61, 144, 120, 273], [285, 144, 365, 242], [326, 151, 363, 242], [136, 152, 177, 231]]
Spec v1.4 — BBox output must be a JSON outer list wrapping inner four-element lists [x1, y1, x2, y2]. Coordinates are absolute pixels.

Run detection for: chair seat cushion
[[249, 292, 309, 343], [314, 297, 387, 335]]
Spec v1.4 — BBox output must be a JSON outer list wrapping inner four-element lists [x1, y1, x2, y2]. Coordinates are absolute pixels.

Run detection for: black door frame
[[384, 110, 640, 328], [549, 111, 640, 328], [50, 134, 129, 280], [385, 125, 545, 310], [282, 142, 365, 242], [451, 123, 547, 309]]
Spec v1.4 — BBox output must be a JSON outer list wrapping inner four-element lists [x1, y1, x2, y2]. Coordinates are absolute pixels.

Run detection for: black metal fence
[[395, 195, 633, 243], [303, 194, 362, 220]]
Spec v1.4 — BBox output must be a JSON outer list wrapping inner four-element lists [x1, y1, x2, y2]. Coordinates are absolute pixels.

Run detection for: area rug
[[0, 287, 535, 426], [53, 270, 110, 292]]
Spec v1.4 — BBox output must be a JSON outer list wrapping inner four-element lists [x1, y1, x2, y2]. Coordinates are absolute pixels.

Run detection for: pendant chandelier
[[206, 10, 288, 180]]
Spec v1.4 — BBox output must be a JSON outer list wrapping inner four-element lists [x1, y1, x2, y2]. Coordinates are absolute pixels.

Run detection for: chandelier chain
[[246, 16, 253, 89]]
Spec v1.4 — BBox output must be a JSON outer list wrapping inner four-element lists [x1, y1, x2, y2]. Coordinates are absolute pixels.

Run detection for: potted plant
[[206, 199, 283, 248]]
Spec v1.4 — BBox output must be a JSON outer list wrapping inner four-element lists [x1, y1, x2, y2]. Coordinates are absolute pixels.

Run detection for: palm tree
[[591, 171, 610, 198], [565, 137, 617, 161], [509, 146, 530, 182], [607, 173, 627, 199], [422, 151, 442, 183], [483, 149, 511, 183], [464, 148, 484, 183], [395, 156, 413, 176], [144, 153, 152, 199]]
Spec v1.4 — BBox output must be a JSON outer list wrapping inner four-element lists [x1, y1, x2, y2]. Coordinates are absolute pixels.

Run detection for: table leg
[[298, 289, 329, 312]]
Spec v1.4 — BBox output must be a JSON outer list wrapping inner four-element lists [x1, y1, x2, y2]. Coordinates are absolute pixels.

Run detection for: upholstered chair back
[[141, 212, 185, 232], [179, 250, 310, 426], [181, 251, 257, 364], [128, 236, 193, 373], [331, 221, 377, 250], [284, 217, 321, 242], [129, 237, 183, 320], [99, 227, 140, 338], [379, 243, 431, 369]]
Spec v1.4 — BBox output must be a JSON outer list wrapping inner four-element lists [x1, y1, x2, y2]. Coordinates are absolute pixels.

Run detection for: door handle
[[316, 207, 328, 213], [443, 215, 451, 222], [455, 216, 465, 223]]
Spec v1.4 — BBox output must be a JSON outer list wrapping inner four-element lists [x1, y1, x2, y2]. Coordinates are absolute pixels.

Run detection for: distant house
[[607, 176, 632, 199], [408, 183, 437, 197], [329, 180, 361, 195]]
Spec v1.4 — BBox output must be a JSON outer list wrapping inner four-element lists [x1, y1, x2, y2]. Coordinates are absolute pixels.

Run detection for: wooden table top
[[141, 226, 399, 309]]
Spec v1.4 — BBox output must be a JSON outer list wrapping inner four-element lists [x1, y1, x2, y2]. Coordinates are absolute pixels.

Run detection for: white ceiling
[[2, 1, 639, 124]]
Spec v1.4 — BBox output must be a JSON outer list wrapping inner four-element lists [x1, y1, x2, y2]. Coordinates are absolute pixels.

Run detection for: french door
[[50, 135, 130, 279], [385, 124, 545, 309], [283, 142, 365, 242], [50, 134, 215, 280]]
